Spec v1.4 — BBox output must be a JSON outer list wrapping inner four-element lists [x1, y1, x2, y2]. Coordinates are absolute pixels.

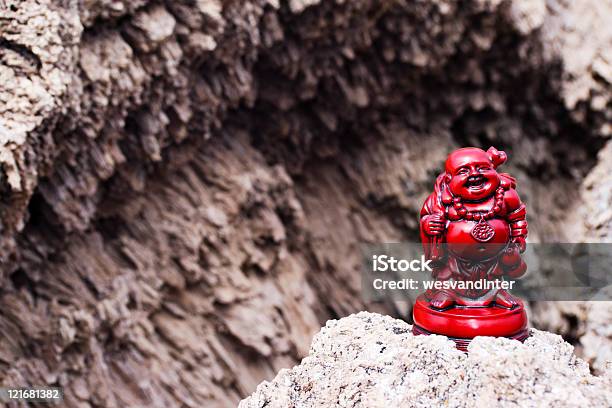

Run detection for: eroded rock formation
[[0, 0, 610, 406]]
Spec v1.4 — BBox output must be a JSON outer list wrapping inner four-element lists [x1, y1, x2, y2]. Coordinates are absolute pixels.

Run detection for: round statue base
[[412, 294, 529, 352]]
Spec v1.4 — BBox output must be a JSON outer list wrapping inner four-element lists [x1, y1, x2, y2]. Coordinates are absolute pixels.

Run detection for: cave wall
[[0, 0, 610, 406]]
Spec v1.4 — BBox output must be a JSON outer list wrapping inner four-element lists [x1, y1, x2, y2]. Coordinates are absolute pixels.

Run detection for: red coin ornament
[[471, 218, 495, 242], [413, 147, 529, 351]]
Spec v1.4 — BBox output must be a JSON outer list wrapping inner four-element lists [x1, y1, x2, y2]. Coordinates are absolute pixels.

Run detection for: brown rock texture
[[0, 0, 610, 406]]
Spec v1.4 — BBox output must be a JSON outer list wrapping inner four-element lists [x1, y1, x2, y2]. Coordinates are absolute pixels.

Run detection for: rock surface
[[240, 312, 612, 408]]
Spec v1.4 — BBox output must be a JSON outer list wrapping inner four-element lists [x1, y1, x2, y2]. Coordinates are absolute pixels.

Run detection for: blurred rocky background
[[0, 0, 610, 406]]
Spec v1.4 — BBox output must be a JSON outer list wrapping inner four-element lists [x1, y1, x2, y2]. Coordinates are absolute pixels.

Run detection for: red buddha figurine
[[412, 147, 529, 350]]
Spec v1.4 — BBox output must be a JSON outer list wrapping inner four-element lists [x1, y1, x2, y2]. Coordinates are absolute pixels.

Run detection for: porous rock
[[240, 312, 612, 408]]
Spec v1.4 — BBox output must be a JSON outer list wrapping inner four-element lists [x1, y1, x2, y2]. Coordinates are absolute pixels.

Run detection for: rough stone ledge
[[240, 311, 612, 408]]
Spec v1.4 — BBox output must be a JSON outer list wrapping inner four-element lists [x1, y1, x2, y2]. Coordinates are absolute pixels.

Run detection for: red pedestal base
[[412, 294, 529, 352]]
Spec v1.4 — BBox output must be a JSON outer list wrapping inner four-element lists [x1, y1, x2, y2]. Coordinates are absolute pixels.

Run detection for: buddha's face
[[445, 148, 500, 201]]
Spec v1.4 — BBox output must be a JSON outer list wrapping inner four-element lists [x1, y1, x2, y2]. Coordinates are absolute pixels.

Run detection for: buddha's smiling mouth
[[465, 175, 486, 189]]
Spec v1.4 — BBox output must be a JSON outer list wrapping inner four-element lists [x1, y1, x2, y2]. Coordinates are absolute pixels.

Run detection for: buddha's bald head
[[444, 147, 506, 201]]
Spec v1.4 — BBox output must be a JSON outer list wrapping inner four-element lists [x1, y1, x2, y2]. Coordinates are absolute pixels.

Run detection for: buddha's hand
[[423, 213, 446, 236], [511, 236, 526, 253]]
